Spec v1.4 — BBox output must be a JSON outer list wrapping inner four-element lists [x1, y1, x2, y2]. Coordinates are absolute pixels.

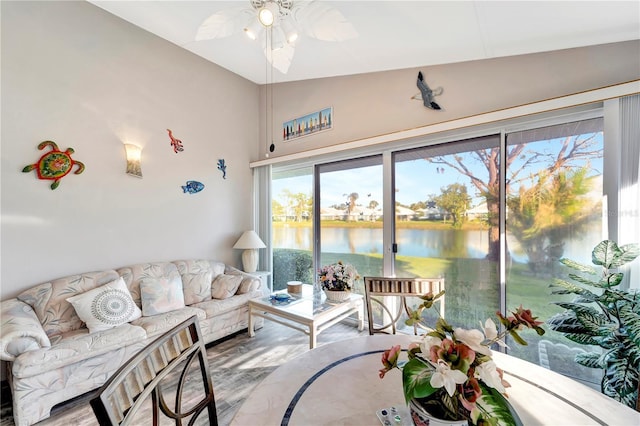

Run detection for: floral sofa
[[0, 259, 265, 426]]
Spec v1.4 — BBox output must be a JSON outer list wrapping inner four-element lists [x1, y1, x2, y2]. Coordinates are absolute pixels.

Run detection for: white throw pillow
[[211, 274, 243, 299], [139, 275, 186, 316], [66, 277, 141, 334]]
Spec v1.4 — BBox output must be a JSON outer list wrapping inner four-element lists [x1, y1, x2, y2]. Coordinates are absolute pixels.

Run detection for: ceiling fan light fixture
[[280, 17, 298, 44], [244, 18, 262, 40], [258, 1, 279, 27]]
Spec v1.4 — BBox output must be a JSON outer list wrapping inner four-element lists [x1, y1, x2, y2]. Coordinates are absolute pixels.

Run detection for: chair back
[[91, 315, 218, 426], [364, 276, 444, 335]]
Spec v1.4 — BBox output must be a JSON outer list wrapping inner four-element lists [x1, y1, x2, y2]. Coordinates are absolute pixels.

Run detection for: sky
[[272, 133, 604, 209]]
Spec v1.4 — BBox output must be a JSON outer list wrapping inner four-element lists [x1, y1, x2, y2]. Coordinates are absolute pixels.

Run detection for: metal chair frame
[[91, 315, 218, 426], [364, 276, 445, 335]]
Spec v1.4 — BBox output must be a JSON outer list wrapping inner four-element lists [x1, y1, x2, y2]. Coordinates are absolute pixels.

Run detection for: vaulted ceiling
[[88, 1, 640, 84]]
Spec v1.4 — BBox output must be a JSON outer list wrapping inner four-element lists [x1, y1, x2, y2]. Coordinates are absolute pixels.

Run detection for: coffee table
[[248, 284, 364, 349]]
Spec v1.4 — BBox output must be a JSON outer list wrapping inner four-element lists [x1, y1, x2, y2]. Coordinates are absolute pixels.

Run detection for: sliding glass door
[[316, 156, 384, 297], [504, 117, 605, 387], [393, 135, 501, 329], [271, 167, 314, 290]]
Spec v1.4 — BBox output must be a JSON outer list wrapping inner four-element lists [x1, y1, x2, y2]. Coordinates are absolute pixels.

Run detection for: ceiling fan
[[195, 0, 358, 74]]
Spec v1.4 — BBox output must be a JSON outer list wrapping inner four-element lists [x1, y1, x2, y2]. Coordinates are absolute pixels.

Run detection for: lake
[[273, 225, 602, 263]]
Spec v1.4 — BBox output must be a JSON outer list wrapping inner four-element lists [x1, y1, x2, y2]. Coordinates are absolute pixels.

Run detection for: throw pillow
[[211, 274, 243, 299], [181, 271, 213, 305], [139, 275, 185, 316], [66, 277, 142, 334]]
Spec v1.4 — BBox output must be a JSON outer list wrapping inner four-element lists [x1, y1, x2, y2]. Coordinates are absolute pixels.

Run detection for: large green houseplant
[[547, 239, 640, 409]]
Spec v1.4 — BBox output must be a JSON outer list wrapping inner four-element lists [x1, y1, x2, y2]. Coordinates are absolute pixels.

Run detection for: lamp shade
[[233, 230, 266, 249]]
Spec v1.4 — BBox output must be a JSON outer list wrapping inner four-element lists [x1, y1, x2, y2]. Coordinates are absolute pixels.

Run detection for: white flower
[[419, 335, 442, 354], [474, 360, 506, 393], [481, 318, 508, 348], [482, 318, 497, 340], [454, 327, 492, 356], [430, 360, 468, 397]]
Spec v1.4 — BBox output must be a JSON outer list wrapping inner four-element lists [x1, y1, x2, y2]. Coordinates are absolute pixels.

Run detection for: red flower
[[379, 345, 401, 378]]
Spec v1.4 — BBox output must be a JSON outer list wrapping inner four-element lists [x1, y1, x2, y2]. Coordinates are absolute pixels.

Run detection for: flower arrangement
[[379, 291, 545, 425], [318, 261, 359, 291]]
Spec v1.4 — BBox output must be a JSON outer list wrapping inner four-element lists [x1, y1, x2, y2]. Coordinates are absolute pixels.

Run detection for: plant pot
[[323, 289, 351, 302], [409, 399, 468, 426]]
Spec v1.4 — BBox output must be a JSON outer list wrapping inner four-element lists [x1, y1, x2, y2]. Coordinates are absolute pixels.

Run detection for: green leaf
[[476, 382, 523, 426], [592, 240, 620, 268], [547, 311, 591, 335], [575, 351, 604, 369], [565, 273, 602, 289], [549, 278, 595, 295], [611, 243, 640, 268], [620, 307, 640, 348], [402, 358, 437, 402], [22, 164, 35, 173], [563, 332, 600, 346], [559, 258, 596, 274]]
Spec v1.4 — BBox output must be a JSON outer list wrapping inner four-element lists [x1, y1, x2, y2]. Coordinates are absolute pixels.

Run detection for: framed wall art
[[282, 106, 333, 142]]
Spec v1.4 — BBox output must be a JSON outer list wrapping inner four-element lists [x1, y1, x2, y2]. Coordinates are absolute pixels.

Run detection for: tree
[[507, 167, 597, 274], [343, 192, 359, 220], [280, 189, 312, 222], [434, 183, 471, 228], [368, 199, 379, 210], [272, 198, 285, 220], [427, 132, 602, 260]]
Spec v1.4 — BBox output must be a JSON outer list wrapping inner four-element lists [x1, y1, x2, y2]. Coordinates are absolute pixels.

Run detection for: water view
[[273, 225, 601, 264]]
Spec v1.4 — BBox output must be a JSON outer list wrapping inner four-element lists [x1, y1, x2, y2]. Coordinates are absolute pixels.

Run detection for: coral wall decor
[[217, 159, 227, 179], [166, 129, 184, 153], [22, 141, 85, 190]]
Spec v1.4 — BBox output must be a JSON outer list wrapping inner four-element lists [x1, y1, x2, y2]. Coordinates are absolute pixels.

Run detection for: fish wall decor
[[181, 180, 204, 194], [217, 159, 227, 179]]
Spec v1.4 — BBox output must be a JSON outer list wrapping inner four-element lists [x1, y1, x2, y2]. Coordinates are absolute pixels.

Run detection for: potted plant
[[547, 239, 640, 409], [379, 290, 545, 425], [318, 261, 359, 302]]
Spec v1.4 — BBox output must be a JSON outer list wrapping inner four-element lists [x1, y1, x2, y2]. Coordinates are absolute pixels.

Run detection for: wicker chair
[[90, 315, 218, 426], [364, 276, 445, 335]]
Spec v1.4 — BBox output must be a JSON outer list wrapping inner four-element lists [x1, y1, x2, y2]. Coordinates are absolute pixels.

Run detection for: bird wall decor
[[414, 71, 443, 110]]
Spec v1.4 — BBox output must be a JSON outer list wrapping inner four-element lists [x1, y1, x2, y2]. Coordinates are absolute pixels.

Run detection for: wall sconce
[[233, 230, 266, 273], [123, 143, 142, 178]]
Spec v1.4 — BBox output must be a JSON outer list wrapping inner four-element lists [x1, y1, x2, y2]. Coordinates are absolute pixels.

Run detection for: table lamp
[[233, 230, 266, 273]]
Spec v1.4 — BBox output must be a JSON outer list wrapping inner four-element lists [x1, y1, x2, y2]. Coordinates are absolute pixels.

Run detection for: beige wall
[[260, 41, 640, 160], [1, 1, 259, 299]]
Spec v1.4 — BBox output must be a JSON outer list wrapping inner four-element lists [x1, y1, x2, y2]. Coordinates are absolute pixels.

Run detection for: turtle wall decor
[[22, 140, 85, 190]]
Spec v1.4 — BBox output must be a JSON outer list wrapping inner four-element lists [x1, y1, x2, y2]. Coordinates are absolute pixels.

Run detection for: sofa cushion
[[130, 306, 206, 340], [139, 276, 185, 316], [66, 277, 142, 333], [211, 274, 243, 299], [17, 270, 121, 338], [193, 291, 259, 317], [116, 262, 181, 307], [11, 323, 147, 379], [172, 259, 214, 305]]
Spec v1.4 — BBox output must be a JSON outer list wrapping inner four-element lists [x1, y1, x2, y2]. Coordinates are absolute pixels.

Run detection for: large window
[[504, 117, 605, 387], [271, 167, 313, 291], [393, 136, 501, 329], [317, 156, 384, 297], [267, 102, 639, 388]]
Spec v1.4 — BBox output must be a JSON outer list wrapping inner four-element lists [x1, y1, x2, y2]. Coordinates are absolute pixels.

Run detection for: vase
[[323, 289, 351, 302], [409, 399, 468, 426]]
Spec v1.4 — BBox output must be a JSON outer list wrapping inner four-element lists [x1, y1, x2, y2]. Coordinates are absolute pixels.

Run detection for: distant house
[[395, 206, 417, 221], [466, 202, 489, 220]]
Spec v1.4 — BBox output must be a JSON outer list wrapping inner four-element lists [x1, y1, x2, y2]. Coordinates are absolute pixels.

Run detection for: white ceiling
[[88, 1, 640, 84]]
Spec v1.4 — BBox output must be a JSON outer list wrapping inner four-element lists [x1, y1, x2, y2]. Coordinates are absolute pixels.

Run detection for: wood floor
[[0, 320, 367, 426]]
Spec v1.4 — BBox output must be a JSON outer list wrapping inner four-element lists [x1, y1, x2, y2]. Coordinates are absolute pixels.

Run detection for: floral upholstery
[[0, 259, 264, 426], [16, 270, 120, 338]]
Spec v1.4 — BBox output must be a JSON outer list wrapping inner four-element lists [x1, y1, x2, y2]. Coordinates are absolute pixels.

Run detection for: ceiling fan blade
[[263, 43, 295, 75], [292, 1, 358, 42], [195, 6, 253, 41]]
